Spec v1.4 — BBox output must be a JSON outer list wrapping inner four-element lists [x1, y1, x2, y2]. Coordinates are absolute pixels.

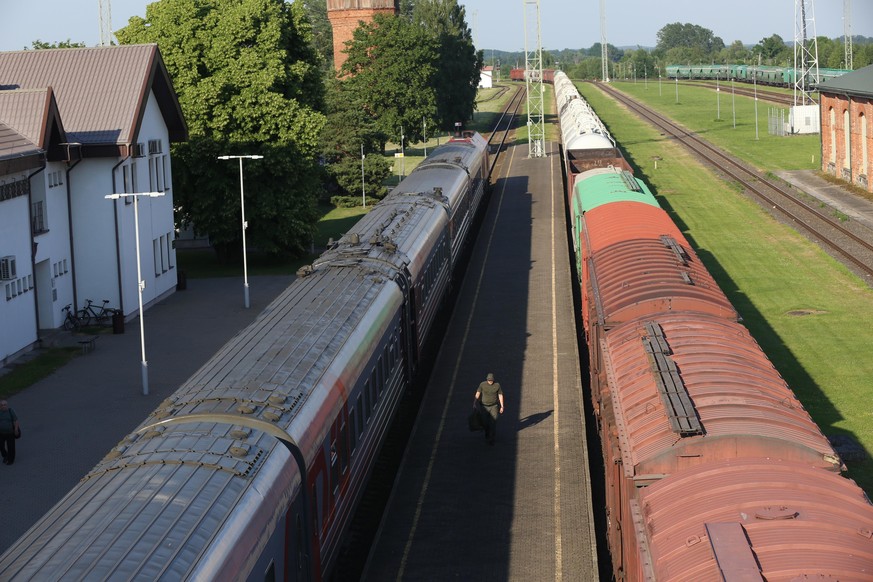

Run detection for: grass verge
[[0, 348, 80, 399]]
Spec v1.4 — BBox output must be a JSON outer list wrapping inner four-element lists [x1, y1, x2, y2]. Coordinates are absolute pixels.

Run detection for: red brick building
[[818, 64, 873, 193], [327, 0, 398, 72]]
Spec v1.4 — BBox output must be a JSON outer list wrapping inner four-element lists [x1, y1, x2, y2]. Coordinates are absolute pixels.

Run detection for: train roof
[[572, 168, 658, 213], [0, 266, 404, 579], [602, 313, 840, 479], [580, 202, 737, 326], [637, 459, 873, 581]]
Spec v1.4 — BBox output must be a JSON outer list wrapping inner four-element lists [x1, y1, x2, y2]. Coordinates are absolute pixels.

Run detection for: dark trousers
[[0, 433, 14, 464], [482, 404, 499, 444]]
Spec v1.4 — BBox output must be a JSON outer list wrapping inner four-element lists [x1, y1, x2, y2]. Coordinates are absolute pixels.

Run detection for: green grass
[[178, 205, 372, 278], [609, 80, 821, 171], [578, 82, 873, 495], [0, 348, 79, 399]]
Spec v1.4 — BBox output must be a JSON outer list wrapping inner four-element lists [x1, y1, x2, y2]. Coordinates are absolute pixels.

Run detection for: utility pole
[[600, 0, 609, 82], [844, 0, 853, 70], [98, 0, 112, 46], [523, 0, 545, 158]]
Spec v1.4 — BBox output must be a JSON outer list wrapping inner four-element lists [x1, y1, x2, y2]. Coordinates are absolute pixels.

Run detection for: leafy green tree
[[656, 22, 724, 57], [302, 0, 334, 73], [30, 39, 86, 49], [341, 13, 439, 144], [321, 78, 391, 200], [116, 0, 326, 260], [410, 0, 481, 131], [753, 34, 789, 62]]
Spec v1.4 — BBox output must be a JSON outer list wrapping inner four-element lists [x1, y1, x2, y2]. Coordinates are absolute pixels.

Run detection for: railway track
[[596, 81, 873, 282], [329, 85, 528, 582], [674, 80, 804, 106], [485, 83, 525, 176]]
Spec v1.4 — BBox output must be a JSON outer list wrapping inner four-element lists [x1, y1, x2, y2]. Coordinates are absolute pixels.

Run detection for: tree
[[341, 13, 439, 144], [655, 22, 724, 57], [754, 34, 789, 62], [116, 0, 326, 260], [302, 0, 334, 73], [320, 78, 391, 200], [30, 39, 86, 49], [410, 0, 481, 131]]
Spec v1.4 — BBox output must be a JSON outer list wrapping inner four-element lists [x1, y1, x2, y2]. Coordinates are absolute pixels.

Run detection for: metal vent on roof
[[660, 235, 690, 266], [705, 522, 764, 582], [642, 321, 703, 436], [619, 170, 641, 192]]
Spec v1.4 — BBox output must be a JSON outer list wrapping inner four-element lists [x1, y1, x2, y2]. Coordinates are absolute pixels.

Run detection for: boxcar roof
[[573, 169, 659, 213], [638, 459, 873, 581], [602, 313, 840, 478]]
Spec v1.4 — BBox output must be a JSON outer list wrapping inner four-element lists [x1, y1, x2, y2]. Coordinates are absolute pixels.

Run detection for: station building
[[818, 64, 873, 194], [0, 45, 187, 365]]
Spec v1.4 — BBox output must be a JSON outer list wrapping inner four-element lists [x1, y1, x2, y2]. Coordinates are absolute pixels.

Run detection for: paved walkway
[[777, 170, 873, 231], [0, 275, 293, 554]]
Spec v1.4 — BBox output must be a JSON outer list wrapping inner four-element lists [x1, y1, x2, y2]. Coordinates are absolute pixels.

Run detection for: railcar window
[[264, 561, 275, 582], [357, 395, 365, 433], [363, 381, 371, 423], [349, 408, 357, 454], [370, 370, 378, 406], [330, 442, 339, 497], [340, 418, 349, 474], [312, 481, 322, 539], [378, 356, 385, 395]]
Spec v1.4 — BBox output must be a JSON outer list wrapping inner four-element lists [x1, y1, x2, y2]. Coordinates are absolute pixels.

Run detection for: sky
[[0, 0, 870, 54]]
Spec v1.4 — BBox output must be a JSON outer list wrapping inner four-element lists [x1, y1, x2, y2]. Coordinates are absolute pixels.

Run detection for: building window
[[830, 107, 836, 163], [844, 109, 851, 170], [154, 238, 161, 276], [861, 112, 868, 178]]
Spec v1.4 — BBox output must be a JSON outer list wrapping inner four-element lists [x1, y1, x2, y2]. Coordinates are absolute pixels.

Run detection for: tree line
[[483, 24, 872, 82], [110, 0, 479, 261]]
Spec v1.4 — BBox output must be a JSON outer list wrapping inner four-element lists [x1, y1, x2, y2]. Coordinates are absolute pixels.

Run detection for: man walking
[[474, 373, 504, 445], [0, 399, 20, 465]]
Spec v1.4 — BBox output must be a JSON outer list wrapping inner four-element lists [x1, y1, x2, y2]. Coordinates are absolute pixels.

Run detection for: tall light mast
[[600, 0, 609, 82], [98, 0, 113, 46], [523, 0, 545, 158], [793, 0, 820, 107], [844, 0, 853, 70]]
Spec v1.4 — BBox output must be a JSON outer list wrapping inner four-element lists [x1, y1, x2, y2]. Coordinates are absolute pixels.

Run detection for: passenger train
[[0, 132, 490, 581], [556, 70, 873, 580]]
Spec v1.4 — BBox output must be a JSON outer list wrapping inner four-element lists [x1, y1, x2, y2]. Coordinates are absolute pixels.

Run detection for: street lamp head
[[218, 155, 264, 160], [106, 192, 165, 200], [217, 155, 232, 160]]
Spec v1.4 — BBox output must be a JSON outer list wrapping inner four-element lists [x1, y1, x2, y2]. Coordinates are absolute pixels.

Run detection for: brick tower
[[327, 0, 398, 72]]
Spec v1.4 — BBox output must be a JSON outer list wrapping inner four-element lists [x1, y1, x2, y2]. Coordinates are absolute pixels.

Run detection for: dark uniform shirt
[[478, 381, 503, 406], [0, 408, 16, 435]]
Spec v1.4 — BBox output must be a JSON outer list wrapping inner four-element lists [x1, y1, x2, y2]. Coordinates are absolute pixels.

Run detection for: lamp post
[[217, 154, 263, 309], [105, 191, 165, 396]]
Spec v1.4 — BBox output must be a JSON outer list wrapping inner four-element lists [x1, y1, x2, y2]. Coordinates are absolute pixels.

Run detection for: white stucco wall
[[0, 184, 38, 363], [68, 89, 177, 320], [33, 161, 75, 329]]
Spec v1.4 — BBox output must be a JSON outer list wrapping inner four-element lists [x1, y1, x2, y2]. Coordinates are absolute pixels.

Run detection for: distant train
[[0, 132, 490, 580], [555, 70, 873, 580], [666, 63, 851, 87], [509, 67, 555, 83]]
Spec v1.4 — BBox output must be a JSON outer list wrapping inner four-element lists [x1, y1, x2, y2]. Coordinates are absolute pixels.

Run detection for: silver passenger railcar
[[0, 132, 489, 582]]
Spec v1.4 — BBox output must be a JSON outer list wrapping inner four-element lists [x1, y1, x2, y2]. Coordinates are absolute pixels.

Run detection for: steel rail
[[485, 84, 525, 177], [597, 82, 873, 280]]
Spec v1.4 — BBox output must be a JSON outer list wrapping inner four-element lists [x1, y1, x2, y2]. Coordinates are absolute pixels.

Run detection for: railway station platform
[[362, 141, 600, 581]]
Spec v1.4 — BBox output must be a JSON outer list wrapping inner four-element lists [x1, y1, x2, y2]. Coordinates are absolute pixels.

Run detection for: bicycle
[[62, 304, 83, 331], [77, 299, 117, 326]]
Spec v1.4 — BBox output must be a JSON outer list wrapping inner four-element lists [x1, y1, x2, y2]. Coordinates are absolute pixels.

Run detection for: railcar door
[[284, 495, 312, 582]]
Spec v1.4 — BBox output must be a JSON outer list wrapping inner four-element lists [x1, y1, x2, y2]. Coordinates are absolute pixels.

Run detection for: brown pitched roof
[[0, 87, 66, 148], [818, 64, 873, 99], [0, 44, 187, 156], [0, 120, 43, 174]]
